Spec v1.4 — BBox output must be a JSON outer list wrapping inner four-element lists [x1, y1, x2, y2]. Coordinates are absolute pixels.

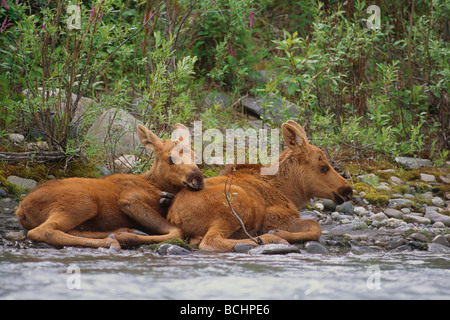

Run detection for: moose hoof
[[107, 234, 121, 253], [160, 191, 175, 199]]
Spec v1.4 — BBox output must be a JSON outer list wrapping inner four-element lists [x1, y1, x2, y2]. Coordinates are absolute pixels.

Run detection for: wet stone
[[248, 244, 300, 255], [305, 241, 329, 254], [157, 244, 191, 255]]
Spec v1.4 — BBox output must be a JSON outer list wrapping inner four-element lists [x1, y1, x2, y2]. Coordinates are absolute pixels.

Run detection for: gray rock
[[321, 198, 337, 211], [388, 198, 413, 209], [431, 235, 450, 247], [403, 214, 431, 225], [248, 244, 300, 255], [431, 197, 445, 207], [96, 165, 111, 176], [357, 174, 379, 186], [157, 244, 191, 255], [8, 133, 25, 144], [432, 221, 446, 229], [305, 241, 329, 254], [390, 176, 404, 184], [353, 206, 367, 216], [336, 202, 354, 215], [384, 208, 404, 219], [0, 188, 7, 198], [233, 243, 255, 253], [409, 233, 429, 243], [371, 212, 388, 221], [6, 175, 37, 190], [427, 243, 450, 253], [5, 231, 27, 241], [395, 157, 433, 169], [87, 108, 142, 156], [388, 236, 406, 249], [241, 95, 298, 125], [424, 210, 450, 226], [420, 173, 436, 182]]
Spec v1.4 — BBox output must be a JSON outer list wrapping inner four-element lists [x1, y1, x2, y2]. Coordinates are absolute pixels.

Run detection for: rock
[[387, 236, 406, 249], [431, 235, 450, 247], [241, 95, 298, 125], [96, 165, 111, 176], [203, 91, 232, 110], [424, 210, 450, 226], [357, 174, 379, 186], [233, 243, 255, 253], [0, 188, 7, 198], [427, 243, 450, 253], [248, 244, 300, 255], [8, 133, 25, 144], [390, 176, 404, 184], [388, 198, 413, 209], [305, 241, 329, 254], [431, 197, 445, 207], [4, 231, 27, 241], [157, 244, 191, 255], [439, 175, 450, 184], [420, 173, 436, 182], [395, 157, 433, 169], [87, 108, 142, 156], [6, 175, 37, 190], [384, 208, 404, 219], [376, 185, 391, 192], [321, 198, 337, 211], [371, 212, 388, 221], [403, 214, 431, 225], [353, 206, 367, 216], [114, 155, 138, 173], [336, 202, 354, 215], [432, 221, 446, 229], [409, 233, 429, 243]]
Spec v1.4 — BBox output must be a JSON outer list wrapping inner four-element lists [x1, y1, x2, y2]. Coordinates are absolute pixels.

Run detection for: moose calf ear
[[281, 122, 308, 151], [137, 124, 163, 151], [172, 123, 191, 144]]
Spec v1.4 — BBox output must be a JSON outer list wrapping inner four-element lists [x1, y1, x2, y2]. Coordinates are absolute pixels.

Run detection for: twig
[[224, 167, 263, 246]]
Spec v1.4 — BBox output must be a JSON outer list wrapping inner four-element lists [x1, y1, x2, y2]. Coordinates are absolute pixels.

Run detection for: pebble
[[336, 202, 354, 215], [6, 176, 37, 190], [395, 157, 433, 169], [403, 214, 431, 225], [248, 244, 300, 255], [357, 174, 378, 186], [384, 208, 403, 219], [388, 198, 413, 209], [390, 176, 404, 184], [371, 212, 388, 221], [420, 173, 435, 182], [431, 197, 445, 207], [409, 233, 429, 243], [353, 206, 367, 216], [424, 210, 450, 227], [432, 221, 446, 229], [157, 244, 191, 255], [5, 231, 27, 241]]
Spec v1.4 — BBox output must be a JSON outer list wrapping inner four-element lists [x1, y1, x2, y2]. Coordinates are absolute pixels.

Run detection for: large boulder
[[241, 94, 298, 125], [87, 108, 142, 156]]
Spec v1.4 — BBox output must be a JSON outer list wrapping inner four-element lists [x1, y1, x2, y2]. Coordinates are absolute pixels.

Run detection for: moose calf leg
[[270, 219, 322, 243], [118, 194, 184, 246]]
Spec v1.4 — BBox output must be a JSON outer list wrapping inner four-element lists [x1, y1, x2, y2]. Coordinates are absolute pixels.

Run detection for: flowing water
[[0, 247, 449, 300]]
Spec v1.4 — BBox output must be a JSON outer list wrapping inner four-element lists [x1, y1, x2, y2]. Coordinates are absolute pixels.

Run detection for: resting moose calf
[[167, 120, 353, 252], [15, 124, 204, 250]]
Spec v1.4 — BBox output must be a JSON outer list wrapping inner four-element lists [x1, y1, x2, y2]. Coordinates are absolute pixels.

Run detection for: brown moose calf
[[167, 120, 353, 252], [15, 124, 204, 250]]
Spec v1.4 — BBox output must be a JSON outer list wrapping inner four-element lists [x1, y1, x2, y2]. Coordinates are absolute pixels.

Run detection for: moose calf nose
[[187, 170, 205, 190], [340, 186, 353, 201]]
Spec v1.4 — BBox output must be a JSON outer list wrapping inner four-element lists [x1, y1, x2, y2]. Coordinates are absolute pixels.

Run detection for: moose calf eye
[[320, 165, 328, 173]]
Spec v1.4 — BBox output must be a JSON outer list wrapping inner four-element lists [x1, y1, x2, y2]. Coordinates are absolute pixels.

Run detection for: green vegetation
[[0, 0, 448, 173]]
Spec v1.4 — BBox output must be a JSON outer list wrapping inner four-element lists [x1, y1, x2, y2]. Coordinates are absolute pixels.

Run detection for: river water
[[0, 247, 449, 300]]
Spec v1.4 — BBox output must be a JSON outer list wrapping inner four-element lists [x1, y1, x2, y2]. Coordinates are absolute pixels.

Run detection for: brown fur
[[167, 120, 353, 252], [15, 124, 204, 250]]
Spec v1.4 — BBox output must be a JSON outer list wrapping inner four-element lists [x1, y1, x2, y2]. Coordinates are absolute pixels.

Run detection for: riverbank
[[1, 157, 448, 254]]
